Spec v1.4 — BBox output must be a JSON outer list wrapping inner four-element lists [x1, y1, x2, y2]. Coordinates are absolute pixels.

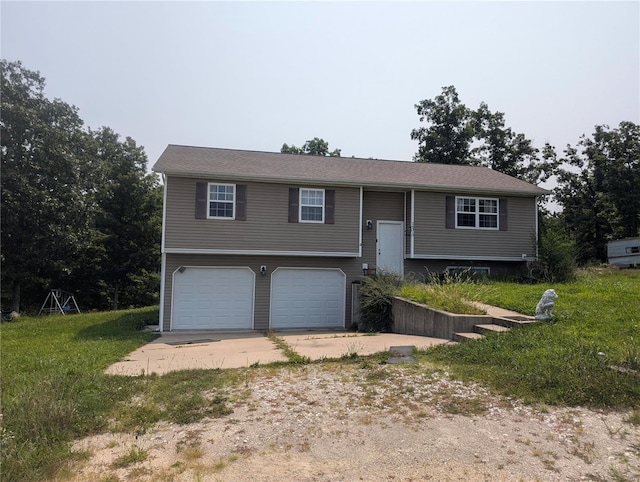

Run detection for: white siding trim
[[159, 253, 166, 332], [358, 187, 363, 258], [410, 189, 415, 258], [535, 197, 540, 260], [161, 174, 168, 253], [164, 248, 359, 257], [412, 254, 534, 261], [159, 175, 168, 332]]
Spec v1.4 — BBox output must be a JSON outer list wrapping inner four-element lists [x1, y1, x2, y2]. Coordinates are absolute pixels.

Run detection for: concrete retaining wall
[[391, 296, 492, 340]]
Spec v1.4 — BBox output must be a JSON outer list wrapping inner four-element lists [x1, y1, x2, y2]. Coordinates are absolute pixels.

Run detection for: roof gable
[[153, 145, 549, 196]]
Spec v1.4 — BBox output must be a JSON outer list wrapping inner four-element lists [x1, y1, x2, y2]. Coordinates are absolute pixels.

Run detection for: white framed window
[[208, 183, 235, 219], [456, 196, 498, 230], [300, 188, 324, 223]]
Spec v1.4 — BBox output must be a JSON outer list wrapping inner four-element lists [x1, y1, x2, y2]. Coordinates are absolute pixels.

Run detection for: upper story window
[[300, 188, 325, 223], [208, 183, 235, 219], [456, 196, 498, 229]]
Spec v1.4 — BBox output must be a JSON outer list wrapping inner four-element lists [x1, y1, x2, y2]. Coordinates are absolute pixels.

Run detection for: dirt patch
[[70, 364, 639, 481]]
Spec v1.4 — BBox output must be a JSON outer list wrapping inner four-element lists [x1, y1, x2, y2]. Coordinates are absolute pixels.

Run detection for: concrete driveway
[[105, 330, 449, 376]]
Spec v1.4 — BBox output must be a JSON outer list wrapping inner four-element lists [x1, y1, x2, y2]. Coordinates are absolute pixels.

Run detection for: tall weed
[[400, 270, 488, 314], [358, 272, 404, 332]]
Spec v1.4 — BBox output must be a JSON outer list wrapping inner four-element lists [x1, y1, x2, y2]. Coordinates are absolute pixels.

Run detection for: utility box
[[607, 237, 640, 267]]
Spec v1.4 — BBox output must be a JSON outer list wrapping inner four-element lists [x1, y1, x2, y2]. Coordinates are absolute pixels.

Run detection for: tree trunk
[[112, 282, 119, 311], [12, 281, 21, 313]]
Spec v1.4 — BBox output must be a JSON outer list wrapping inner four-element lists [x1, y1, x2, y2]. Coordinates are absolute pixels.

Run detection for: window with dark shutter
[[445, 195, 505, 230], [196, 182, 245, 220]]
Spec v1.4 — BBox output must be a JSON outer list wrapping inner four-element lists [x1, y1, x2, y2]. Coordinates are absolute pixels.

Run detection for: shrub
[[537, 217, 577, 283], [357, 272, 404, 332]]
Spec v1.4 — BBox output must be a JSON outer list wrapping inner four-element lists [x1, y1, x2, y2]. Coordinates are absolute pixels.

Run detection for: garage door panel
[[172, 267, 254, 330], [271, 268, 345, 329]]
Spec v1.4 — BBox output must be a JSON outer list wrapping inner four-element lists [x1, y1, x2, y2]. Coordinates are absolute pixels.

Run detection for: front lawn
[[1, 269, 638, 480], [0, 308, 160, 481], [421, 268, 640, 407]]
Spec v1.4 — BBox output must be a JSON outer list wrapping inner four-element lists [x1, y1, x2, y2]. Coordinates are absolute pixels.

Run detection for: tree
[[554, 122, 640, 263], [411, 86, 474, 165], [87, 127, 162, 310], [1, 60, 91, 312], [411, 86, 556, 185], [1, 59, 162, 312], [281, 137, 341, 157]]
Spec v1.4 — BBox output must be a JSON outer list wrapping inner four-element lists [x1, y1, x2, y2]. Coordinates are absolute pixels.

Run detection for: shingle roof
[[153, 145, 549, 196]]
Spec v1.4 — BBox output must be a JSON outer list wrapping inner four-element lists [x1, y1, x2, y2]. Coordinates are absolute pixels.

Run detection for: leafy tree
[[411, 86, 557, 184], [411, 85, 474, 165], [281, 137, 341, 157], [554, 122, 640, 263], [1, 60, 91, 312], [87, 127, 162, 310], [1, 59, 162, 312]]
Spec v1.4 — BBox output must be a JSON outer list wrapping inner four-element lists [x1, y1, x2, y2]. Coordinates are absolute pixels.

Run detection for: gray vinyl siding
[[361, 190, 406, 271], [164, 177, 360, 254], [412, 192, 537, 259], [162, 253, 364, 331]]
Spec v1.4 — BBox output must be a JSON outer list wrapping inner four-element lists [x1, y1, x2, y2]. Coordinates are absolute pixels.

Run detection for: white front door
[[377, 221, 404, 274]]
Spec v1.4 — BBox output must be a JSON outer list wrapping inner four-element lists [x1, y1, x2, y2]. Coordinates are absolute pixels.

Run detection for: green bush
[[357, 272, 404, 332], [537, 217, 577, 283]]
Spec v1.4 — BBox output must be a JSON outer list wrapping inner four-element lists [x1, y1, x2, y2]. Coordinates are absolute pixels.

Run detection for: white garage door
[[270, 268, 346, 329], [172, 267, 254, 330]]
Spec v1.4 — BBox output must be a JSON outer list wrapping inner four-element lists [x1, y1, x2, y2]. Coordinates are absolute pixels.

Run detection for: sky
[[2, 1, 639, 173]]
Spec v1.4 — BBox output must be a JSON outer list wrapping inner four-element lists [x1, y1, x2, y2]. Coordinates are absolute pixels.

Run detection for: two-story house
[[153, 145, 548, 332]]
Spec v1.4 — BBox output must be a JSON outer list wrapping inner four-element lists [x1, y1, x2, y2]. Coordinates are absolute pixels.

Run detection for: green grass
[[0, 308, 159, 481], [0, 307, 247, 481], [399, 283, 486, 314], [399, 269, 492, 314], [111, 445, 148, 469], [2, 269, 639, 480], [421, 268, 640, 407]]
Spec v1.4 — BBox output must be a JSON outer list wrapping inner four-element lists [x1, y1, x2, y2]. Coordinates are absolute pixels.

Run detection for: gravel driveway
[[73, 363, 640, 481]]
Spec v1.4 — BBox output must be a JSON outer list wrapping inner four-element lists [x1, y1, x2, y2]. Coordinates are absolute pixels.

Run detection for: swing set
[[38, 289, 81, 316]]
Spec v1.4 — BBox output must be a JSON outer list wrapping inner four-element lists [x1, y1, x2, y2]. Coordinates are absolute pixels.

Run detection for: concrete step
[[474, 323, 510, 335], [491, 315, 537, 329], [452, 332, 484, 343]]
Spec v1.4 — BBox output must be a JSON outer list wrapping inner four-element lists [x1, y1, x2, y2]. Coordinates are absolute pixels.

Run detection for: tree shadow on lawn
[[74, 309, 160, 342]]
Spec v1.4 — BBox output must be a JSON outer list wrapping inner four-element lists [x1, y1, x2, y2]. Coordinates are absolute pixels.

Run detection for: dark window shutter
[[195, 182, 208, 219], [499, 198, 508, 231], [325, 190, 335, 224], [288, 188, 299, 223], [235, 184, 247, 221], [445, 196, 455, 229]]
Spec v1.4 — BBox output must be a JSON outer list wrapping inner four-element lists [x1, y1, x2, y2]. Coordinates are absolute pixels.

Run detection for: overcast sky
[[2, 1, 639, 170]]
